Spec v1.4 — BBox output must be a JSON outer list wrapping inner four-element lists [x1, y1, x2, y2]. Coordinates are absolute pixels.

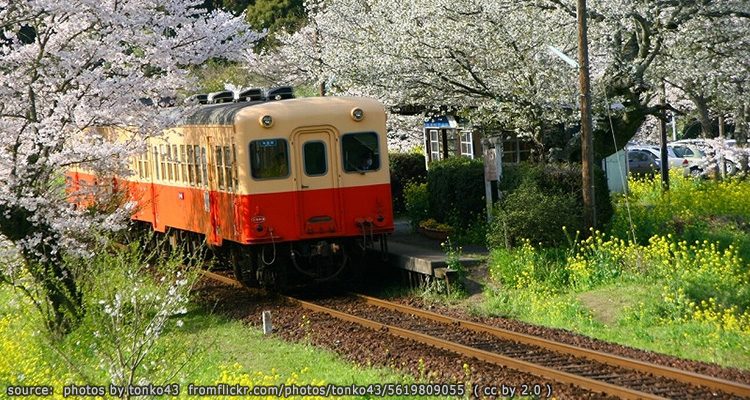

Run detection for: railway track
[[200, 270, 750, 399]]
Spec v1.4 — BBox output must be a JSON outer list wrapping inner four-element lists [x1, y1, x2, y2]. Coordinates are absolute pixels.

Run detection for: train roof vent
[[186, 94, 209, 105], [238, 88, 264, 102], [208, 91, 235, 104], [265, 86, 294, 101]]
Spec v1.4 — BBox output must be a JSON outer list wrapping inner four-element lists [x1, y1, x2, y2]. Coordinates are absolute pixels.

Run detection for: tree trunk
[[736, 103, 748, 145], [24, 240, 82, 337], [690, 94, 715, 138], [1, 207, 81, 336]]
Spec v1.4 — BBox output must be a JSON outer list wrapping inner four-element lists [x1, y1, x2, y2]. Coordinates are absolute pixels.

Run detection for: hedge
[[426, 156, 486, 230], [389, 152, 428, 214]]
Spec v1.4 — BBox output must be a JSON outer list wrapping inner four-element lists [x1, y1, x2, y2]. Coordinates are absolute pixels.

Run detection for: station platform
[[376, 218, 488, 277]]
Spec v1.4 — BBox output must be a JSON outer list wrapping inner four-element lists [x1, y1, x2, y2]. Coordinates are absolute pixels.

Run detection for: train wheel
[[256, 244, 288, 290], [230, 245, 258, 287]]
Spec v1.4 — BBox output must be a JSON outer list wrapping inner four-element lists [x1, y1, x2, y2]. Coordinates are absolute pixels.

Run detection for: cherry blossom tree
[[651, 13, 749, 140], [578, 0, 750, 155], [0, 0, 257, 335], [250, 0, 749, 157]]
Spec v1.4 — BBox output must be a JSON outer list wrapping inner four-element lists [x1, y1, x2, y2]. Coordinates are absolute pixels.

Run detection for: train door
[[294, 128, 340, 236], [203, 136, 220, 244]]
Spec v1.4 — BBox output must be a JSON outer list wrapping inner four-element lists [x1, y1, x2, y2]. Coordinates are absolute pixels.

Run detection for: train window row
[[134, 143, 239, 192], [133, 131, 380, 184]]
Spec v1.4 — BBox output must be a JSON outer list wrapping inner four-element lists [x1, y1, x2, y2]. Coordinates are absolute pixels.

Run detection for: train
[[67, 87, 395, 287]]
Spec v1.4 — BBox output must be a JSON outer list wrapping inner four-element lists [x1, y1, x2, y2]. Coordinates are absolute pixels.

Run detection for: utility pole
[[659, 80, 669, 191], [718, 114, 726, 179], [577, 0, 596, 229]]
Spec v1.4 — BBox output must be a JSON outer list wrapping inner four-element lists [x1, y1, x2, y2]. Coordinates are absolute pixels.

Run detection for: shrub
[[426, 156, 485, 230], [389, 152, 427, 214], [488, 162, 612, 248], [404, 182, 429, 230], [489, 182, 580, 248]]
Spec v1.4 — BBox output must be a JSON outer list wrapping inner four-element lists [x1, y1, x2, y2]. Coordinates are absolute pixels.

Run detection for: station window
[[429, 129, 440, 161], [303, 141, 327, 176], [460, 130, 474, 158], [249, 139, 289, 179], [342, 132, 379, 172]]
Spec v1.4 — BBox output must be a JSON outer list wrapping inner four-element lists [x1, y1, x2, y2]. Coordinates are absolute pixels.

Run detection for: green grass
[[482, 205, 750, 369], [477, 280, 750, 369], [166, 305, 423, 388], [0, 285, 442, 399]]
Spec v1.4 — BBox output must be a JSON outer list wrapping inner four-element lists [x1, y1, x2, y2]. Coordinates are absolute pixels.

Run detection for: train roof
[[181, 101, 265, 125], [179, 96, 384, 127]]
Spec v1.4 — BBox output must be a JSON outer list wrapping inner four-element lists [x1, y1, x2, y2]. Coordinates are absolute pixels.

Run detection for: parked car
[[627, 145, 687, 169], [626, 148, 660, 176], [668, 142, 705, 176], [673, 139, 740, 175]]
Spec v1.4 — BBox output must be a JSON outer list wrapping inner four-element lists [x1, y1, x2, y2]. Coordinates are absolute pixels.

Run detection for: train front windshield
[[250, 139, 290, 179], [342, 132, 380, 172]]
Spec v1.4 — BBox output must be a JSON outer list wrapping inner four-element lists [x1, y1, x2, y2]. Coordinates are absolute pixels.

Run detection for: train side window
[[186, 145, 195, 186], [342, 132, 380, 172], [180, 145, 187, 183], [249, 139, 289, 180], [200, 147, 208, 188], [193, 145, 202, 186], [144, 151, 150, 179], [153, 146, 159, 180], [225, 146, 235, 192], [158, 145, 166, 180], [172, 144, 179, 182], [166, 145, 174, 181], [136, 154, 143, 178], [215, 145, 225, 190], [303, 141, 327, 176], [138, 153, 143, 179]]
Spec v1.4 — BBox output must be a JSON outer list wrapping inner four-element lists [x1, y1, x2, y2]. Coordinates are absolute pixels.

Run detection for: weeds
[[484, 173, 750, 369]]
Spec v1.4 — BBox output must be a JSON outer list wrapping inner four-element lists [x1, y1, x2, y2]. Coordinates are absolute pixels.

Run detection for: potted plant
[[418, 218, 453, 241]]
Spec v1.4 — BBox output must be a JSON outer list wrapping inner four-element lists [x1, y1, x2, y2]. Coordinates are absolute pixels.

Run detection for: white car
[[673, 139, 742, 175], [668, 142, 705, 176]]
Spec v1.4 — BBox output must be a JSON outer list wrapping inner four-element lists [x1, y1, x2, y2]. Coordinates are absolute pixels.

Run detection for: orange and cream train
[[68, 90, 394, 287]]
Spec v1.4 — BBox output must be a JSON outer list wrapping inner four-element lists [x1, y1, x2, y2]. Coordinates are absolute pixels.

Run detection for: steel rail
[[201, 270, 245, 288], [284, 294, 664, 400], [352, 293, 750, 398], [199, 271, 749, 398]]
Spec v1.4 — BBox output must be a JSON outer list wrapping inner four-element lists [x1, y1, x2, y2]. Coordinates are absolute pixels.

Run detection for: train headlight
[[259, 115, 274, 128], [350, 108, 364, 121]]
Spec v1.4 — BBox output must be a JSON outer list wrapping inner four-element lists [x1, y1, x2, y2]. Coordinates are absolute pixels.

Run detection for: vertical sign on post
[[262, 311, 273, 334], [491, 136, 503, 201], [482, 136, 503, 222], [483, 139, 496, 222]]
